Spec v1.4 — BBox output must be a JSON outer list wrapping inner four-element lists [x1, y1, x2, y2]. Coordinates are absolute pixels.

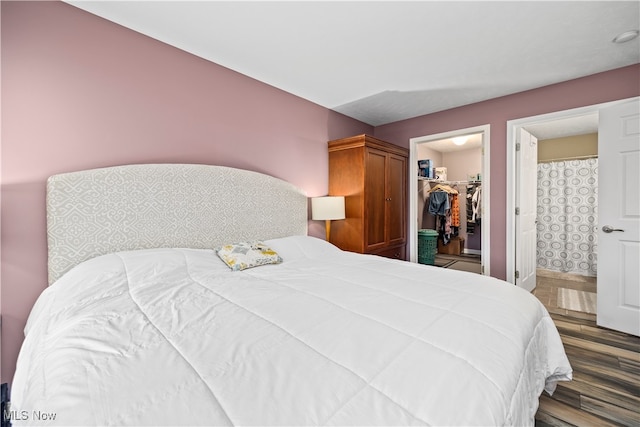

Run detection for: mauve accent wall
[[374, 64, 640, 282], [0, 1, 372, 382]]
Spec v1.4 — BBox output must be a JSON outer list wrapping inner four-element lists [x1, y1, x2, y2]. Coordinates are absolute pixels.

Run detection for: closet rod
[[418, 178, 482, 185], [538, 154, 598, 163]]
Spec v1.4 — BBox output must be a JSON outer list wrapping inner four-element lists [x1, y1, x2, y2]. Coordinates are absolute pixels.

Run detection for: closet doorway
[[409, 125, 490, 275]]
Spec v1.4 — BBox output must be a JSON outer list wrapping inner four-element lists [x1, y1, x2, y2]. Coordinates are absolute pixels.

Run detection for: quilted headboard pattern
[[46, 164, 308, 284]]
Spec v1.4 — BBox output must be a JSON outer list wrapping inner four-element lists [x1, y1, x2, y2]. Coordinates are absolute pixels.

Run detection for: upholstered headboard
[[46, 164, 308, 284]]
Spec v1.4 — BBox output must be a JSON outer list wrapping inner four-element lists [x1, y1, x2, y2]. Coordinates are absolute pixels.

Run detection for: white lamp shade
[[311, 196, 345, 220]]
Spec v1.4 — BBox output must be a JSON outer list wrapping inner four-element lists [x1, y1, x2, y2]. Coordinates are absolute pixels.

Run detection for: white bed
[[10, 164, 572, 426]]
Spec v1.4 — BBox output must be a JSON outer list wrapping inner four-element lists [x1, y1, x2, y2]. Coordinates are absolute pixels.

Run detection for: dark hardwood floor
[[533, 270, 640, 427]]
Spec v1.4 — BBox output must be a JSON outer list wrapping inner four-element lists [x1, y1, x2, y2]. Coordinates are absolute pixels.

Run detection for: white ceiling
[[423, 133, 483, 153], [66, 1, 639, 134], [524, 112, 600, 140]]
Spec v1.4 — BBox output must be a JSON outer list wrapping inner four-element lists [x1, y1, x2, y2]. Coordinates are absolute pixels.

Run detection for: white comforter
[[11, 236, 571, 426]]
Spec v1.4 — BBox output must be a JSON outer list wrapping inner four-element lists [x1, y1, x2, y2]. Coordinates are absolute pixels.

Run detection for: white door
[[516, 128, 538, 292], [598, 98, 640, 336]]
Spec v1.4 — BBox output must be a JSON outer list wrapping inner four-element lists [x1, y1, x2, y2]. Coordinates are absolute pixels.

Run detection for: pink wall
[[374, 64, 640, 281], [0, 1, 372, 382]]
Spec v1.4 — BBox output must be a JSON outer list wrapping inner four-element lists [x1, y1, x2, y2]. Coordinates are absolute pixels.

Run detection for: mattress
[[11, 236, 571, 426]]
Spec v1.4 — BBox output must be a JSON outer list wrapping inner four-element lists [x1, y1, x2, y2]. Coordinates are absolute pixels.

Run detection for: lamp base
[[325, 219, 331, 242]]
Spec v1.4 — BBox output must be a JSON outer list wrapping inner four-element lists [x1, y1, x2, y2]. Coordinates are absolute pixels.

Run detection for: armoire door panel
[[387, 154, 407, 246], [365, 149, 387, 249]]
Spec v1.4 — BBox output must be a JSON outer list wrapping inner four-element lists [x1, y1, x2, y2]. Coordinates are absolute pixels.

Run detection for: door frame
[[409, 124, 491, 275], [505, 98, 636, 285]]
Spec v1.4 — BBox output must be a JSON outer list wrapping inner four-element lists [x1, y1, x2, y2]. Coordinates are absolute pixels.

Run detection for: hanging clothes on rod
[[472, 185, 482, 222], [451, 186, 460, 228], [426, 183, 459, 195], [428, 190, 449, 216], [424, 181, 460, 246], [466, 182, 482, 233]]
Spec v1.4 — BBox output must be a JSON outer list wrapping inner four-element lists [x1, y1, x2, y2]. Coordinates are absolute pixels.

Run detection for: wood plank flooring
[[434, 253, 481, 273], [533, 270, 640, 427]]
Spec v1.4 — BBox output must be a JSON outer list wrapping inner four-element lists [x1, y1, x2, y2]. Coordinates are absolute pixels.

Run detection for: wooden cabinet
[[328, 134, 408, 260]]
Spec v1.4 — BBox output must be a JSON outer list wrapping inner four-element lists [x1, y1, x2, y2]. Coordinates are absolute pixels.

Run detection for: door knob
[[602, 225, 624, 233]]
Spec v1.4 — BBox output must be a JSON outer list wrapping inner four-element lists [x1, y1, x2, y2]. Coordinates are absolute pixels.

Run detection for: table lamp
[[311, 196, 345, 241]]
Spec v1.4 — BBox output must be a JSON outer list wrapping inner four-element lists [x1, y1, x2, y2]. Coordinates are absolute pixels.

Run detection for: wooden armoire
[[328, 134, 409, 260]]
